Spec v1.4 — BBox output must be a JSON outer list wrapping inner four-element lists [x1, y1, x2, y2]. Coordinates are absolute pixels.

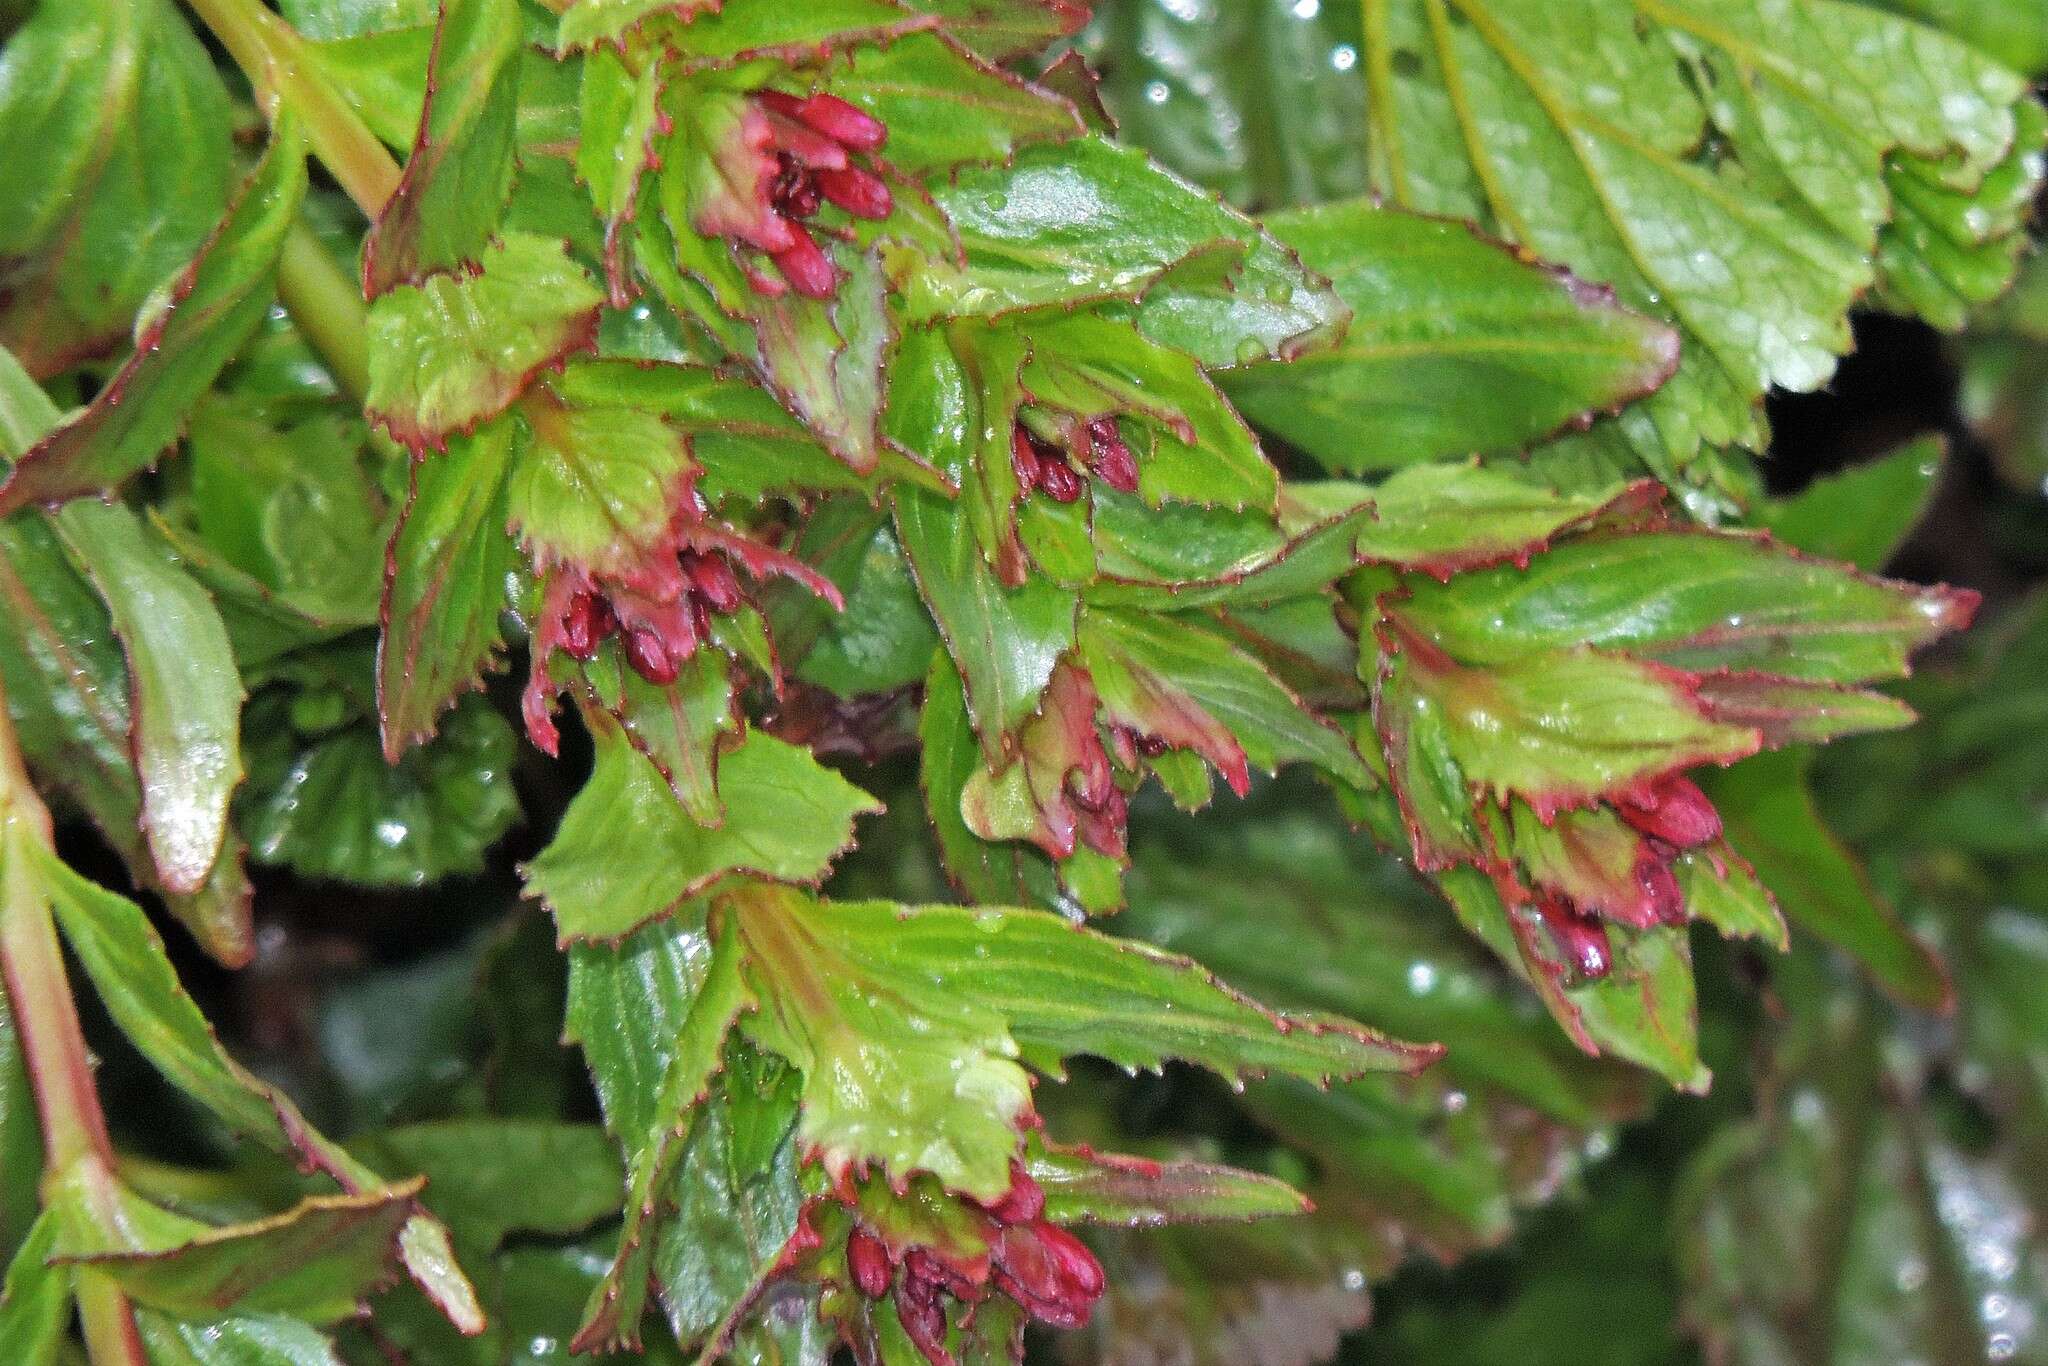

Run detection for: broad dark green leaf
[[1360, 0, 2038, 475], [525, 722, 881, 943], [242, 691, 520, 889], [1867, 0, 2048, 75], [353, 1120, 622, 1258], [1225, 200, 1679, 472], [365, 232, 603, 450], [0, 0, 233, 376], [361, 0, 523, 296], [0, 123, 306, 514], [820, 30, 1083, 173], [377, 421, 520, 758]]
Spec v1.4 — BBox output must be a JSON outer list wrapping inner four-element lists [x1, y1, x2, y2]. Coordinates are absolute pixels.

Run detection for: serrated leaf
[[506, 389, 695, 576], [1224, 200, 1680, 472], [752, 245, 896, 476], [0, 0, 234, 376], [899, 0, 1087, 60], [361, 0, 522, 297], [365, 232, 603, 450], [1078, 606, 1374, 792], [1361, 0, 2036, 469], [1030, 1146, 1310, 1227], [0, 123, 306, 514], [51, 500, 244, 910], [51, 1174, 416, 1324], [918, 652, 1060, 908], [896, 136, 1346, 365], [821, 30, 1083, 173], [378, 421, 520, 759], [351, 1120, 622, 1257], [555, 0, 720, 51], [574, 914, 750, 1353], [1866, 0, 2048, 75], [525, 721, 881, 943], [896, 488, 1076, 761], [578, 45, 666, 296], [241, 691, 520, 889], [26, 839, 484, 1333]]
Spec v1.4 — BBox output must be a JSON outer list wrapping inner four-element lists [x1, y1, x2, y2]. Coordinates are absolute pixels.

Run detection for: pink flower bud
[[1037, 456, 1084, 504], [1617, 775, 1722, 849], [1086, 418, 1139, 494], [1535, 897, 1612, 982], [816, 165, 893, 220], [622, 626, 679, 686], [771, 221, 839, 300], [560, 591, 604, 660], [798, 92, 888, 152], [1011, 426, 1043, 491], [979, 1163, 1046, 1225], [991, 1222, 1104, 1330], [683, 552, 744, 615], [846, 1226, 893, 1300]]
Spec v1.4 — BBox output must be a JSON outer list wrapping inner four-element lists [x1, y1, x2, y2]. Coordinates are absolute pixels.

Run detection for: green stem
[[277, 222, 372, 402], [179, 0, 402, 216], [0, 685, 143, 1365]]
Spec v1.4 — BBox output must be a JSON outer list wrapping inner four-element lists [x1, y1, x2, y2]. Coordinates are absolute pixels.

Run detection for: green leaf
[[136, 1310, 345, 1366], [361, 0, 523, 296], [27, 840, 484, 1334], [555, 0, 720, 52], [1078, 606, 1375, 792], [241, 691, 520, 889], [577, 45, 666, 294], [506, 389, 694, 576], [0, 122, 306, 514], [648, 1050, 801, 1355], [1866, 0, 2048, 75], [0, 0, 234, 375], [1030, 1145, 1310, 1227], [1361, 0, 2036, 470], [895, 137, 1347, 366], [895, 488, 1077, 760], [820, 30, 1083, 173], [751, 245, 896, 476], [377, 421, 520, 758], [1757, 437, 1944, 572], [734, 884, 1437, 1197], [1701, 748, 1950, 1010], [898, 0, 1087, 60], [789, 511, 942, 698], [52, 500, 244, 907], [51, 1175, 416, 1324], [0, 1212, 69, 1366], [574, 914, 750, 1353], [351, 1120, 622, 1257], [365, 232, 603, 450], [524, 721, 881, 943], [918, 652, 1059, 908], [1086, 0, 1369, 209], [1225, 200, 1679, 472]]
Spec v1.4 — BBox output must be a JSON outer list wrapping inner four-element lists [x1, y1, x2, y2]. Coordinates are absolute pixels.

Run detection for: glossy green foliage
[[0, 0, 2026, 1361]]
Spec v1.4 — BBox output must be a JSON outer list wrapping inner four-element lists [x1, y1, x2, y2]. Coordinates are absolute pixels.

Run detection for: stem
[[0, 685, 143, 1365], [180, 0, 402, 216], [277, 223, 372, 402]]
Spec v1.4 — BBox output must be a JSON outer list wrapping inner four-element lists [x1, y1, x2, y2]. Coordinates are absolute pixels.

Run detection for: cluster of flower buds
[[1531, 774, 1724, 983], [1010, 418, 1140, 504], [556, 550, 745, 687], [746, 90, 893, 299], [842, 1163, 1105, 1365]]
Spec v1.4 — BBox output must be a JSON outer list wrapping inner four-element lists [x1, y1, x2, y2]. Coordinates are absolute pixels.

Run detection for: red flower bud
[[1535, 897, 1612, 982], [772, 221, 839, 300], [560, 591, 605, 660], [1086, 418, 1139, 494], [894, 1280, 955, 1366], [846, 1225, 893, 1300], [683, 551, 744, 615], [797, 92, 887, 152], [1011, 426, 1043, 491], [979, 1163, 1046, 1225], [1617, 775, 1722, 849], [1636, 853, 1687, 926], [622, 626, 679, 685], [816, 165, 893, 220], [990, 1222, 1104, 1330], [1037, 455, 1085, 504]]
